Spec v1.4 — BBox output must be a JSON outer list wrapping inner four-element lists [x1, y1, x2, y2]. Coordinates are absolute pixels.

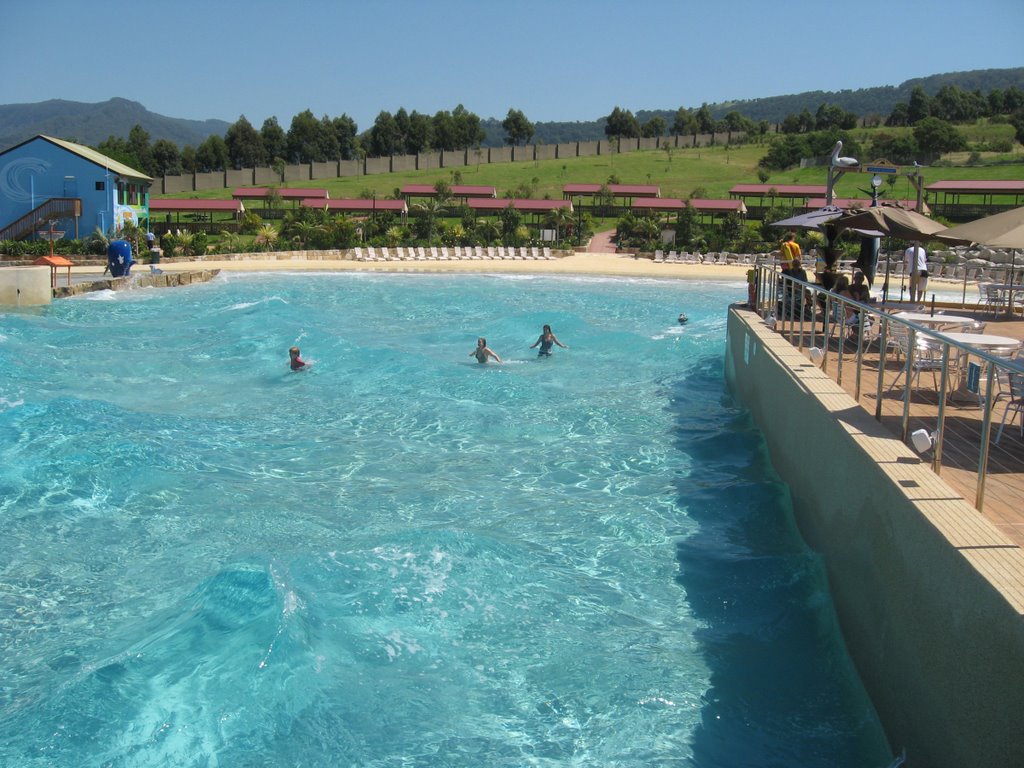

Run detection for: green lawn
[[166, 129, 1023, 210]]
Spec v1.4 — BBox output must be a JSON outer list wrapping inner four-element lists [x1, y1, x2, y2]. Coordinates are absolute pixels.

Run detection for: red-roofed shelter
[[924, 180, 1024, 221], [729, 183, 829, 220], [632, 198, 746, 222], [401, 184, 496, 201], [301, 198, 408, 217], [467, 199, 572, 213], [563, 183, 660, 201], [149, 199, 245, 233]]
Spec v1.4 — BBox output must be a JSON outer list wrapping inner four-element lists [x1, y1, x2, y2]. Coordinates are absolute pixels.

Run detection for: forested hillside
[[0, 98, 230, 150], [479, 68, 1024, 146]]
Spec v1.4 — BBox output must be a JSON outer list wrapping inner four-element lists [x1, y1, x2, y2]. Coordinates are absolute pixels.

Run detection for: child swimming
[[289, 346, 308, 371]]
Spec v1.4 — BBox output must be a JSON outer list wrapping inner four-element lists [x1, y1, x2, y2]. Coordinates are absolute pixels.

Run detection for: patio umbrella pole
[[882, 237, 893, 302], [1008, 249, 1018, 317]]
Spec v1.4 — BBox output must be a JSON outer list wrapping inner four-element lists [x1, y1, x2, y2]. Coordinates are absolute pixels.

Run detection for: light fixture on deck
[[808, 347, 824, 365], [911, 428, 937, 453]]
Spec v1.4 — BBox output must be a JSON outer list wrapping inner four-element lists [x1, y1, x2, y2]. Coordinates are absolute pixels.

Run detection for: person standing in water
[[530, 324, 568, 357], [470, 337, 502, 364]]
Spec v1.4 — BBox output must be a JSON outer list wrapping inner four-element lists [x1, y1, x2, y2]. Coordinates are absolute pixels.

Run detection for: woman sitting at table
[[837, 272, 874, 341], [848, 271, 872, 304]]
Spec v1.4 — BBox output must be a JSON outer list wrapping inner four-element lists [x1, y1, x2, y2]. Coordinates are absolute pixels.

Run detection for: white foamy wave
[[225, 295, 289, 312], [0, 396, 25, 411], [81, 289, 118, 301], [652, 327, 688, 339], [383, 630, 424, 660]]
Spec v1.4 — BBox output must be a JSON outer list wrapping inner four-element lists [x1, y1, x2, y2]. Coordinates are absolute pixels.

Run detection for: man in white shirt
[[904, 243, 928, 302]]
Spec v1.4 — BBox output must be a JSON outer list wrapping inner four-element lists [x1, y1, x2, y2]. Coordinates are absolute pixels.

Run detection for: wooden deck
[[774, 308, 1024, 547]]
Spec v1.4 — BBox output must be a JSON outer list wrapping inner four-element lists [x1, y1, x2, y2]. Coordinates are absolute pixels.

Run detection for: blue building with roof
[[0, 135, 152, 242]]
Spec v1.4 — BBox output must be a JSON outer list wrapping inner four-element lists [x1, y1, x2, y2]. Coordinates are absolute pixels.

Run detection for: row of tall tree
[[98, 81, 1024, 179], [98, 104, 492, 178], [603, 105, 770, 140]]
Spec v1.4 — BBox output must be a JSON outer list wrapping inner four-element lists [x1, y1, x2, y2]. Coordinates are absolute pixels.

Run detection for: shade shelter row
[[632, 198, 747, 223], [925, 180, 1024, 222]]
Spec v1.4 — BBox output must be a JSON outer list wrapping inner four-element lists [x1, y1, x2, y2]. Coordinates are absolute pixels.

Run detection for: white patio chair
[[887, 332, 946, 394], [995, 371, 1024, 444]]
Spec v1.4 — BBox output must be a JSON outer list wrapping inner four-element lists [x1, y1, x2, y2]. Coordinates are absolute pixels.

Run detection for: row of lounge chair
[[652, 250, 760, 265], [352, 246, 557, 262]]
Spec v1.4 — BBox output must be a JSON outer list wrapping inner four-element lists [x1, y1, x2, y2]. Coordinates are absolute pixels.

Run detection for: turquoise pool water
[[0, 273, 890, 766]]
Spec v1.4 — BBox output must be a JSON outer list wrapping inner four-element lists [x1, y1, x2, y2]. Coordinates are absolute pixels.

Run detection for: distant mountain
[[3, 68, 1022, 153], [480, 68, 1024, 146], [0, 97, 230, 150]]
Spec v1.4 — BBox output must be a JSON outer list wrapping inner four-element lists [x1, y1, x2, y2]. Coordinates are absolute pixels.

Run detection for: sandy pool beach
[[69, 252, 752, 282]]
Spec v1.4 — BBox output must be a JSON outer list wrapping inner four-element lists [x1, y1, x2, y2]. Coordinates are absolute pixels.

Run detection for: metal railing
[[0, 197, 82, 242], [753, 264, 1024, 513]]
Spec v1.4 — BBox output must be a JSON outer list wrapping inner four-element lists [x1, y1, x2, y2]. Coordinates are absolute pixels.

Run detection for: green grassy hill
[[174, 132, 1024, 209]]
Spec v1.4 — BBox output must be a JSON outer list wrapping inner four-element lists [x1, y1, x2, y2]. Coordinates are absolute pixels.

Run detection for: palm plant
[[291, 220, 324, 249], [385, 226, 404, 246], [172, 230, 196, 257], [476, 219, 500, 244], [543, 207, 574, 242], [217, 231, 241, 254], [254, 224, 279, 251], [413, 197, 447, 242], [87, 226, 111, 255]]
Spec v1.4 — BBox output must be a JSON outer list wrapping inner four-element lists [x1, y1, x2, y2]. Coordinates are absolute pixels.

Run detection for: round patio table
[[917, 332, 1021, 403], [935, 332, 1021, 350], [895, 311, 976, 328]]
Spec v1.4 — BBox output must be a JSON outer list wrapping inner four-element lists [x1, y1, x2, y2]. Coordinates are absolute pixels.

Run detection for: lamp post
[[864, 174, 882, 293]]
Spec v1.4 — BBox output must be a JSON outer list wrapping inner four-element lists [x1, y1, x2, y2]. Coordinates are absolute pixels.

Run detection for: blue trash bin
[[107, 240, 135, 277]]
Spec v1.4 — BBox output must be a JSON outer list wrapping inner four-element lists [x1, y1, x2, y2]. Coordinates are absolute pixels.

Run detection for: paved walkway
[[588, 230, 616, 253]]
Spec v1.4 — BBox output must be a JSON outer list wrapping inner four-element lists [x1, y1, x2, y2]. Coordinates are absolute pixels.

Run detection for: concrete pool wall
[[724, 306, 1024, 768], [0, 266, 52, 305]]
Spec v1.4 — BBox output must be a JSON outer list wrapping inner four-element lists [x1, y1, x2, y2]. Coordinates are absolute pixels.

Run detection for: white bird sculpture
[[829, 140, 859, 167]]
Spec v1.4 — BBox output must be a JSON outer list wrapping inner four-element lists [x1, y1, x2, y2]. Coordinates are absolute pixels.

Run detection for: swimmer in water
[[529, 324, 568, 357], [470, 337, 502, 364], [289, 346, 308, 371], [678, 313, 689, 324]]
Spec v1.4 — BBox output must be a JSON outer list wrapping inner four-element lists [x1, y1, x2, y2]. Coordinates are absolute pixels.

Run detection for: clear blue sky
[[3, 0, 1022, 130]]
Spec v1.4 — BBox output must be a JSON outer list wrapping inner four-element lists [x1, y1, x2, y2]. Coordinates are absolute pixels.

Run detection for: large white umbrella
[[938, 207, 1024, 313]]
